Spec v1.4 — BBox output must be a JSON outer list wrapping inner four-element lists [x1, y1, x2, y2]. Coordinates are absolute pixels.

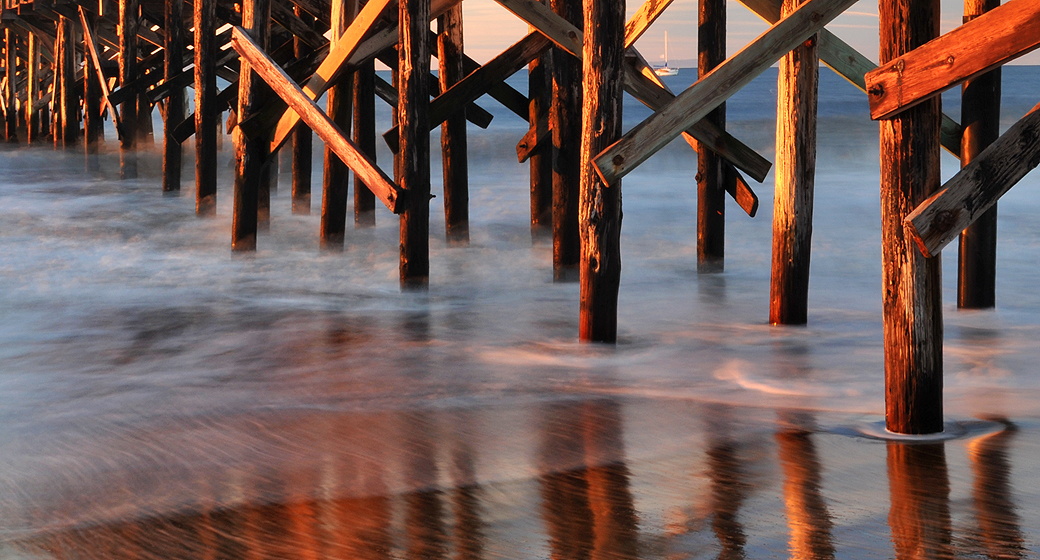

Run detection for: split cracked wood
[[593, 0, 860, 186], [866, 0, 1040, 120]]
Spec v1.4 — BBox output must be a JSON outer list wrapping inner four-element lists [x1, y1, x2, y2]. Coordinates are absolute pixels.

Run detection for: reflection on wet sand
[[969, 421, 1025, 560], [705, 408, 749, 560], [776, 412, 835, 560], [538, 399, 639, 560], [887, 442, 953, 560]]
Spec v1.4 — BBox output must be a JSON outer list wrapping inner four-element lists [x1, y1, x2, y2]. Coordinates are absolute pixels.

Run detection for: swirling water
[[1, 67, 1039, 558]]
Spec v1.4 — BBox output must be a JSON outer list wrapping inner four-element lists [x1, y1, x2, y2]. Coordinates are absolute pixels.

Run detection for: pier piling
[[398, 0, 431, 288], [292, 6, 314, 216], [528, 30, 552, 242], [353, 52, 377, 226], [320, 0, 357, 250], [697, 0, 726, 273], [550, 0, 581, 282], [437, 4, 469, 246], [163, 0, 184, 192], [195, 0, 218, 215]]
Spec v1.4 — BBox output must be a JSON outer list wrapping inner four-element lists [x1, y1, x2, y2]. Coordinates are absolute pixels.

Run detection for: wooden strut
[[591, 0, 861, 186], [230, 26, 404, 213], [865, 0, 1040, 120]]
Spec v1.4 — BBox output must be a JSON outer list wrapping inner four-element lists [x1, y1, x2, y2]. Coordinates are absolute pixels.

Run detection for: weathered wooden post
[[83, 11, 103, 149], [957, 0, 1001, 309], [195, 0, 218, 214], [231, 0, 272, 251], [769, 0, 818, 325], [353, 54, 377, 226], [551, 0, 581, 281], [321, 0, 356, 250], [437, 6, 469, 246], [398, 0, 431, 288], [578, 0, 624, 342], [292, 6, 313, 215], [57, 16, 78, 147], [163, 0, 185, 192], [698, 0, 726, 273], [4, 28, 16, 141], [119, 0, 140, 175], [878, 0, 943, 434], [25, 31, 40, 143], [529, 12, 552, 242]]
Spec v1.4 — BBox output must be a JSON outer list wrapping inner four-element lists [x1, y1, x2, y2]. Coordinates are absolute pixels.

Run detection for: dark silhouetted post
[[353, 54, 377, 226], [550, 0, 581, 281], [4, 28, 16, 141], [578, 0, 624, 342], [438, 5, 469, 246], [195, 0, 218, 214], [398, 0, 431, 288], [529, 14, 552, 242], [769, 0, 818, 324], [697, 0, 726, 273], [320, 0, 356, 250], [83, 11, 103, 150], [292, 6, 314, 215], [119, 0, 139, 175], [231, 0, 272, 251], [26, 31, 41, 143], [957, 0, 1001, 309], [879, 0, 943, 435], [164, 0, 185, 192]]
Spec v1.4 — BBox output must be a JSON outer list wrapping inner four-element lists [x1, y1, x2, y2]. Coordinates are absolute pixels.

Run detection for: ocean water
[[1, 66, 1039, 558]]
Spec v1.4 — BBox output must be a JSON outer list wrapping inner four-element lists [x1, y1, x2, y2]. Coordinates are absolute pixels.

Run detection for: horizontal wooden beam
[[383, 31, 551, 152], [230, 26, 404, 213], [905, 100, 1040, 258], [593, 0, 858, 186], [866, 0, 1040, 120]]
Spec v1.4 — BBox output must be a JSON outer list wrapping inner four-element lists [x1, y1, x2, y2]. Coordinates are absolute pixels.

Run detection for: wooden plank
[[624, 0, 674, 48], [880, 0, 943, 435], [726, 165, 759, 217], [516, 113, 549, 162], [78, 6, 123, 141], [383, 31, 551, 152], [494, 0, 581, 55], [867, 0, 1040, 121], [458, 47, 530, 120], [578, 0, 625, 342], [737, 0, 963, 158], [230, 26, 403, 213], [906, 100, 1040, 259], [593, 0, 858, 186], [956, 0, 1001, 309]]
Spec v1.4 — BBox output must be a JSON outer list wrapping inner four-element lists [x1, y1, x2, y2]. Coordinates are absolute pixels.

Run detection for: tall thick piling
[[194, 0, 218, 215], [578, 0, 624, 342], [163, 0, 185, 192], [353, 55, 377, 226], [957, 0, 1001, 309], [57, 16, 78, 148], [437, 5, 469, 246], [82, 11, 103, 149], [4, 28, 16, 141], [769, 0, 819, 325], [292, 6, 313, 215], [398, 0, 431, 288], [25, 31, 40, 143], [879, 0, 943, 434], [231, 0, 272, 251], [550, 0, 581, 281], [697, 0, 726, 273], [320, 0, 356, 250]]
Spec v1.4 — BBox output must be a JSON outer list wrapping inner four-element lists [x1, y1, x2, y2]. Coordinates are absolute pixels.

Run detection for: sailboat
[[655, 31, 679, 76]]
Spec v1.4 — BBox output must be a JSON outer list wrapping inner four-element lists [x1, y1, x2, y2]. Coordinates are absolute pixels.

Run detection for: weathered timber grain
[[230, 27, 402, 213], [624, 0, 674, 47], [769, 0, 818, 324], [866, 0, 1040, 120], [880, 0, 943, 435], [551, 0, 582, 282], [438, 5, 469, 245], [398, 0, 432, 288], [905, 100, 1040, 259], [957, 0, 1001, 309], [231, 0, 272, 252], [58, 16, 78, 147], [163, 0, 185, 192], [25, 31, 40, 143], [529, 20, 553, 240], [195, 0, 218, 215], [592, 0, 859, 186], [579, 0, 625, 341], [697, 0, 725, 273], [321, 0, 357, 250]]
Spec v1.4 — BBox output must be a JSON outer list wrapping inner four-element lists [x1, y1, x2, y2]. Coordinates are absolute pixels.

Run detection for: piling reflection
[[705, 408, 749, 560], [886, 442, 953, 560], [776, 411, 835, 560], [968, 420, 1025, 559], [538, 398, 639, 560]]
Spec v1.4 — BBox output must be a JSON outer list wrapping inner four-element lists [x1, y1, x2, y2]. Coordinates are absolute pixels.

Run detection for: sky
[[459, 0, 1040, 66]]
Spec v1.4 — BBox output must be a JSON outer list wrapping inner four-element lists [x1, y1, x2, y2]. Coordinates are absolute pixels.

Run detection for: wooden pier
[[1, 0, 1039, 434]]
